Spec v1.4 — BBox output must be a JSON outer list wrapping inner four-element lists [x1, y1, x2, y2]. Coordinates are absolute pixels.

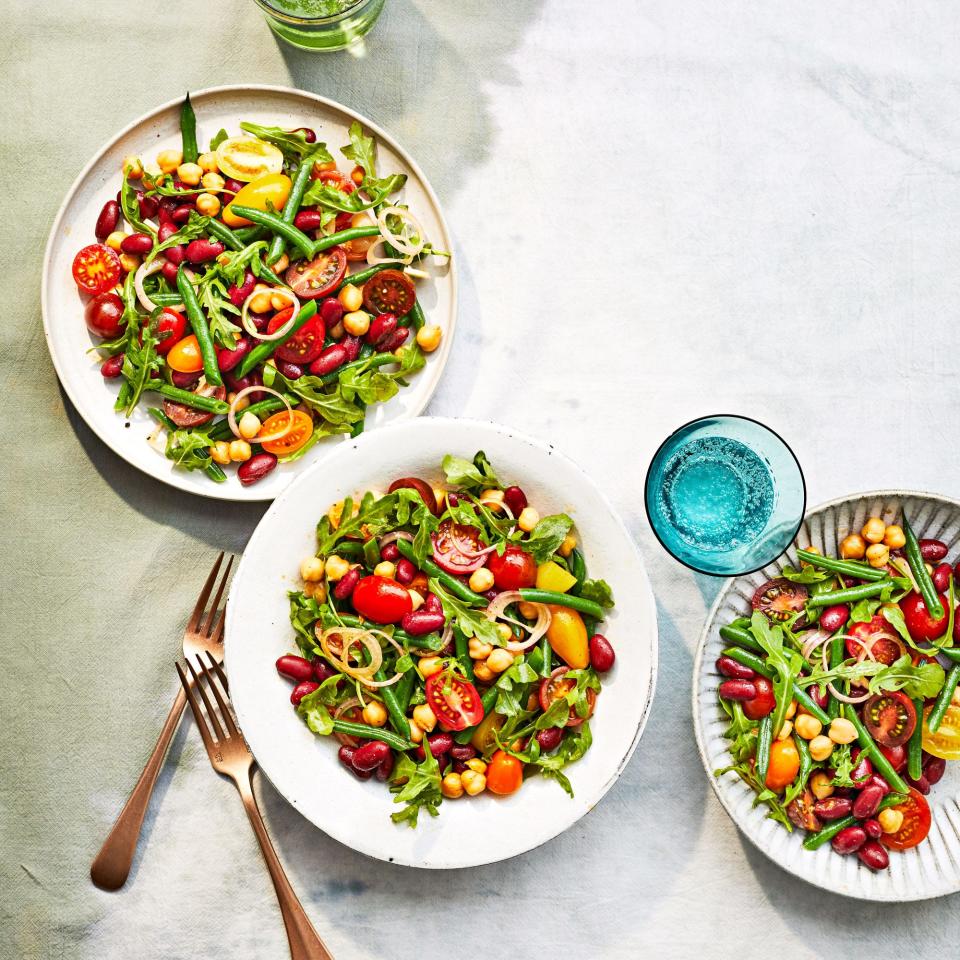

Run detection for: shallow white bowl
[[694, 490, 960, 901], [41, 84, 456, 501], [226, 418, 658, 868]]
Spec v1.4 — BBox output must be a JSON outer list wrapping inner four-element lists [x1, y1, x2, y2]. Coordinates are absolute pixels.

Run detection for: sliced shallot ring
[[800, 629, 832, 661], [484, 590, 553, 652], [365, 235, 412, 267], [376, 205, 426, 257], [241, 287, 300, 341], [227, 385, 291, 440], [821, 633, 876, 703], [134, 259, 164, 312], [379, 531, 415, 548], [334, 697, 362, 746]]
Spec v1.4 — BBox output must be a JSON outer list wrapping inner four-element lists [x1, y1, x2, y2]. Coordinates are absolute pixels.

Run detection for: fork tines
[[176, 653, 238, 750]]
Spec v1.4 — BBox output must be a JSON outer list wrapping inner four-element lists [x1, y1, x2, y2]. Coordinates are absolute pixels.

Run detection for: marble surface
[[5, 1, 960, 957]]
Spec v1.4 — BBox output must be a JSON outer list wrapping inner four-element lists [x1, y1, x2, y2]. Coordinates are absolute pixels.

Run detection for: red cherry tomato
[[845, 614, 908, 665], [486, 545, 538, 591], [84, 292, 125, 338], [162, 383, 226, 428], [878, 743, 907, 773], [155, 309, 187, 355], [538, 666, 597, 727], [72, 243, 121, 296], [311, 169, 357, 194], [285, 249, 347, 300], [486, 750, 524, 795], [431, 520, 488, 575], [751, 578, 809, 626], [880, 787, 931, 850], [267, 307, 325, 363], [424, 671, 484, 731], [362, 268, 417, 317], [862, 691, 917, 748], [742, 675, 776, 720], [899, 591, 950, 643], [350, 575, 413, 624]]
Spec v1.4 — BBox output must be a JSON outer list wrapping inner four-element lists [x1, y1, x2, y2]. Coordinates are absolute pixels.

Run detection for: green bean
[[401, 300, 427, 331], [795, 549, 888, 583], [843, 704, 909, 794], [568, 548, 587, 591], [147, 291, 184, 307], [204, 461, 226, 483], [331, 720, 414, 751], [803, 793, 907, 850], [233, 225, 267, 244], [151, 382, 229, 414], [147, 407, 177, 431], [756, 715, 773, 782], [907, 697, 924, 780], [268, 154, 319, 265], [517, 589, 604, 620], [175, 265, 221, 386], [904, 516, 945, 620], [236, 300, 318, 378], [394, 538, 486, 607], [794, 734, 813, 792], [317, 353, 394, 386], [203, 219, 285, 286], [928, 664, 960, 733], [374, 668, 410, 740], [454, 686, 499, 744], [538, 634, 552, 678], [718, 623, 763, 653], [527, 646, 545, 675], [334, 263, 394, 294], [806, 580, 895, 608], [827, 635, 845, 720], [394, 670, 416, 714], [230, 206, 315, 258], [454, 627, 475, 682], [207, 397, 291, 441], [312, 224, 381, 256], [720, 647, 830, 724], [180, 93, 198, 164]]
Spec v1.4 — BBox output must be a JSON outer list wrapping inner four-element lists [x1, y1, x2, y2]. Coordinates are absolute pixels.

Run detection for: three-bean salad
[[275, 452, 617, 825], [715, 514, 960, 871], [72, 94, 448, 486]]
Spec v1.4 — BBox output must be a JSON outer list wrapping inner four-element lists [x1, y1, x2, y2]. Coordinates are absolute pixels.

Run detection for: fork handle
[[90, 686, 188, 891], [237, 772, 334, 960]]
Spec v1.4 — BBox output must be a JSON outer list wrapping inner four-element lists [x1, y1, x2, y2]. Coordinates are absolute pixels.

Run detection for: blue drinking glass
[[644, 415, 805, 576]]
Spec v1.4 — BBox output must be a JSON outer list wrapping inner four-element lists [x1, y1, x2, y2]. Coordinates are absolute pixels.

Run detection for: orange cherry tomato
[[343, 213, 377, 262], [880, 787, 932, 850], [764, 737, 801, 791], [486, 750, 523, 796], [166, 334, 204, 373], [259, 409, 314, 455]]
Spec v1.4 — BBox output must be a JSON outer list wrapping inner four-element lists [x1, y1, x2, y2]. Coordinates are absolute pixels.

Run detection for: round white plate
[[226, 418, 658, 868], [41, 84, 456, 501], [694, 490, 960, 901]]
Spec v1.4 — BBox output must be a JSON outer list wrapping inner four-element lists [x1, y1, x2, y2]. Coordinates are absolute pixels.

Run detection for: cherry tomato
[[285, 248, 348, 300], [545, 606, 589, 669], [312, 169, 356, 194], [363, 268, 417, 317], [343, 213, 377, 262], [387, 477, 439, 515], [878, 743, 907, 773], [351, 575, 413, 624], [765, 737, 801, 791], [73, 244, 121, 296], [899, 591, 950, 643], [486, 545, 537, 591], [431, 520, 488, 575], [923, 691, 960, 760], [486, 750, 524, 796], [84, 292, 124, 338], [222, 172, 292, 226], [424, 671, 484, 731], [751, 578, 809, 625], [259, 409, 314, 455], [166, 334, 204, 374], [880, 787, 932, 850], [845, 614, 908, 665], [538, 666, 596, 727], [862, 691, 916, 747], [162, 383, 226, 428], [267, 307, 325, 363], [742, 675, 776, 720], [155, 309, 187, 355], [216, 136, 284, 183]]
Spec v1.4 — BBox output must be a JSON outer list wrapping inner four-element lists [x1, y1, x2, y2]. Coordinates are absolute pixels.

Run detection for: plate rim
[[692, 486, 960, 902], [40, 83, 458, 502], [225, 415, 660, 868]]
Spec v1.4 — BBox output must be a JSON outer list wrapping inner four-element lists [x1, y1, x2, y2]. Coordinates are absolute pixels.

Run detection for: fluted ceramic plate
[[694, 490, 960, 901], [226, 418, 658, 868], [41, 84, 456, 501]]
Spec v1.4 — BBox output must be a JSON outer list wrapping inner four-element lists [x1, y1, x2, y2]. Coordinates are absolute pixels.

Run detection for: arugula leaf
[[534, 722, 593, 797], [314, 491, 400, 556], [829, 743, 857, 788], [390, 743, 442, 827], [578, 578, 615, 609], [850, 598, 881, 623], [881, 604, 919, 650], [288, 590, 323, 655], [340, 121, 377, 178], [210, 128, 228, 151], [301, 173, 407, 213], [442, 451, 499, 491], [193, 268, 242, 347], [780, 564, 831, 584], [429, 578, 501, 647], [120, 171, 155, 237], [164, 422, 218, 473], [718, 698, 757, 763], [239, 122, 334, 164], [714, 756, 794, 831], [868, 655, 945, 700], [297, 686, 335, 736], [492, 659, 539, 717], [748, 612, 803, 744], [144, 211, 210, 267], [523, 514, 574, 564]]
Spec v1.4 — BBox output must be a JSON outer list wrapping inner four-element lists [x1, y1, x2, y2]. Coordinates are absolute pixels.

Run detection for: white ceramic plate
[[226, 418, 658, 868], [41, 85, 456, 501], [694, 490, 960, 901]]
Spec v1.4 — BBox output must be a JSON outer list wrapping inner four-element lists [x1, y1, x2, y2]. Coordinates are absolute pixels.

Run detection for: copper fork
[[177, 653, 334, 960], [90, 553, 234, 891]]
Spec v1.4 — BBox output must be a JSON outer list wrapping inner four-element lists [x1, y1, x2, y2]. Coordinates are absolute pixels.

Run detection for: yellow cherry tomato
[[166, 334, 204, 373], [545, 604, 589, 669], [922, 696, 960, 760], [215, 135, 284, 183], [470, 710, 505, 752], [222, 173, 293, 227], [536, 560, 577, 594], [765, 737, 801, 791]]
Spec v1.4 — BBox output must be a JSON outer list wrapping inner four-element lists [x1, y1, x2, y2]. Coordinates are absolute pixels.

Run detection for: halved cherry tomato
[[259, 409, 314, 455], [84, 292, 124, 338], [538, 666, 597, 727], [343, 213, 377, 262], [311, 169, 356, 194], [765, 737, 801, 791], [431, 520, 488, 575], [845, 614, 908, 665], [742, 675, 776, 720], [923, 689, 960, 760], [363, 268, 416, 317], [880, 787, 931, 850], [162, 383, 226, 428], [751, 578, 809, 625], [166, 334, 204, 373], [155, 309, 187, 355], [350, 575, 412, 624], [486, 750, 524, 796], [267, 307, 325, 363], [215, 136, 284, 183], [900, 591, 951, 643], [387, 477, 439, 515], [486, 545, 537, 590], [72, 244, 121, 296], [545, 606, 589, 669], [222, 172, 292, 226], [285, 248, 348, 300], [862, 691, 916, 747], [424, 671, 483, 731]]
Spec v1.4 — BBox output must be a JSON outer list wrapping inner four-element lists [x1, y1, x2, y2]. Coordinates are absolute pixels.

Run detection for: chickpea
[[273, 253, 289, 272], [238, 411, 261, 440], [328, 321, 345, 340], [840, 534, 867, 560], [441, 772, 464, 799], [861, 517, 887, 544], [794, 714, 822, 741], [460, 769, 487, 796], [419, 656, 443, 678], [809, 771, 834, 800], [227, 391, 249, 413], [338, 283, 364, 312], [799, 545, 821, 568], [473, 662, 494, 683], [468, 639, 493, 660], [828, 717, 858, 744], [201, 171, 225, 191], [408, 589, 425, 611], [558, 533, 577, 557], [865, 543, 890, 568], [407, 719, 424, 743], [776, 720, 794, 741], [248, 290, 273, 314], [177, 162, 203, 186], [228, 439, 252, 462], [373, 560, 397, 579], [412, 704, 437, 733], [300, 557, 325, 582], [468, 567, 495, 593], [495, 623, 513, 643], [480, 489, 505, 511], [157, 148, 183, 173], [123, 155, 144, 179], [197, 152, 219, 173], [362, 701, 388, 727], [209, 441, 231, 466], [465, 758, 487, 775], [415, 324, 442, 353], [883, 524, 906, 549], [324, 555, 350, 581], [878, 808, 905, 835], [518, 507, 540, 532], [486, 648, 514, 674], [303, 580, 326, 601], [518, 601, 540, 619], [343, 310, 371, 336], [808, 735, 835, 762], [195, 193, 221, 217], [785, 700, 798, 720], [105, 230, 127, 251], [118, 253, 140, 273], [270, 292, 293, 312]]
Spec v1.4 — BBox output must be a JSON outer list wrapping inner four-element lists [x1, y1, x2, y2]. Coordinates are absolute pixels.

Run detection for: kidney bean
[[818, 604, 850, 633], [447, 492, 460, 507], [313, 659, 337, 683], [375, 751, 394, 782], [850, 749, 873, 785], [832, 825, 868, 855], [414, 733, 453, 762], [171, 203, 194, 224], [228, 270, 256, 308], [333, 566, 361, 600], [319, 297, 345, 329], [226, 368, 267, 402], [216, 337, 251, 373], [170, 369, 201, 389], [857, 839, 890, 871], [100, 354, 124, 378], [276, 655, 314, 682], [120, 232, 153, 255], [920, 539, 949, 563], [238, 452, 277, 485], [294, 126, 317, 143], [853, 783, 885, 820], [353, 740, 392, 771], [164, 244, 186, 265], [290, 680, 319, 705], [338, 745, 372, 780], [185, 238, 225, 263], [277, 360, 303, 380], [452, 760, 468, 774], [863, 818, 882, 840], [395, 558, 415, 584], [716, 656, 755, 681], [294, 209, 324, 231], [380, 542, 400, 562], [161, 261, 179, 284], [450, 744, 477, 762], [139, 193, 159, 220], [365, 311, 397, 345], [932, 563, 952, 593], [502, 485, 528, 516], [157, 221, 178, 243], [718, 679, 758, 702], [589, 634, 616, 673], [864, 773, 891, 796], [309, 342, 349, 376], [223, 178, 243, 198], [924, 755, 947, 785], [808, 685, 830, 710], [342, 334, 361, 361], [376, 327, 409, 353], [424, 592, 443, 615], [813, 797, 853, 821], [95, 200, 121, 241], [908, 772, 931, 795], [401, 610, 445, 636], [536, 727, 564, 752], [878, 744, 906, 774]]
